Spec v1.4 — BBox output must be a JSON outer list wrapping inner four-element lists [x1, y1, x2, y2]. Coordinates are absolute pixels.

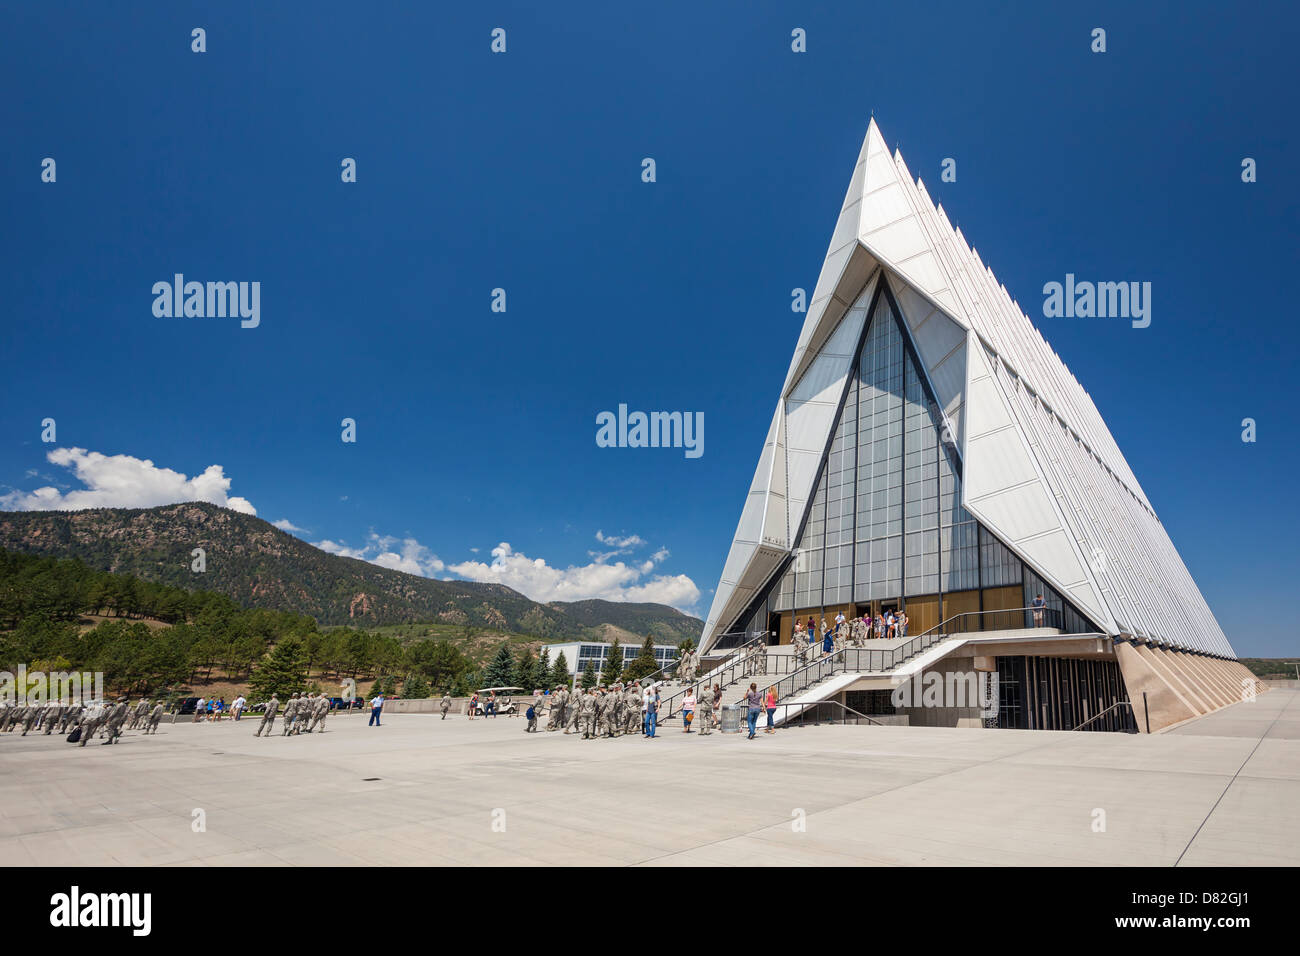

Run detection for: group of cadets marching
[[253, 692, 331, 737], [527, 682, 647, 738], [518, 680, 714, 738], [0, 697, 164, 745], [1, 691, 338, 747]]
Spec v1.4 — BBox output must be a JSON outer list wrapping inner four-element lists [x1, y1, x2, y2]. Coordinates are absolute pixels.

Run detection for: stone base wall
[[1114, 643, 1268, 733]]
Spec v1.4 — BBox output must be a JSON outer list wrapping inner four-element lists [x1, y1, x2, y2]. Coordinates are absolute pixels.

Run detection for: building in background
[[545, 640, 679, 680], [697, 119, 1264, 733]]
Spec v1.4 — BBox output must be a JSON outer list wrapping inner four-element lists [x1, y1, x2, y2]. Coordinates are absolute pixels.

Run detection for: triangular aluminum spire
[[701, 120, 1234, 659]]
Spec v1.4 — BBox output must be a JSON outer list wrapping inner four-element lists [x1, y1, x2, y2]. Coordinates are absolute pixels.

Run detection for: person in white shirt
[[232, 695, 247, 721], [369, 693, 385, 727], [641, 686, 654, 736], [193, 698, 206, 723], [681, 689, 696, 733]]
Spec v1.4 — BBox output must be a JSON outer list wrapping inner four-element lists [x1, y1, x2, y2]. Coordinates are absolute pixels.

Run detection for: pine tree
[[603, 638, 623, 683], [551, 650, 570, 687], [483, 643, 514, 688], [580, 660, 597, 689], [623, 635, 657, 682], [248, 638, 307, 702], [512, 647, 537, 690], [536, 647, 552, 689], [402, 673, 431, 699]]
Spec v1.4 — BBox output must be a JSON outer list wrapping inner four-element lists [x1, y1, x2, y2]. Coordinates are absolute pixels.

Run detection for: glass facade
[[736, 282, 1097, 643]]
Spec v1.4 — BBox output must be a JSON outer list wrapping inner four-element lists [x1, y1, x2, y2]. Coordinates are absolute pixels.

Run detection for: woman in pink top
[[764, 687, 778, 733]]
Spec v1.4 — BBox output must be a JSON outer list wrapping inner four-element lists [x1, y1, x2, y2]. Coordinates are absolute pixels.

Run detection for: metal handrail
[[665, 626, 960, 721], [914, 606, 1064, 640], [665, 606, 1068, 724], [1071, 699, 1137, 733], [709, 628, 770, 652], [658, 636, 769, 718], [773, 699, 886, 726]]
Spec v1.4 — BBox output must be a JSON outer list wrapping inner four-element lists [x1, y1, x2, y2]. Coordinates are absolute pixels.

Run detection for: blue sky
[[1, 1, 1296, 656]]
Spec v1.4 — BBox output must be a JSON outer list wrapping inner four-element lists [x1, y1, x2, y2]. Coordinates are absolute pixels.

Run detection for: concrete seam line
[[1173, 691, 1296, 867]]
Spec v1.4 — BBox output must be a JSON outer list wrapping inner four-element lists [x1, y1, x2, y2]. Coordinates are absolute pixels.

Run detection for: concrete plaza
[[0, 689, 1295, 867]]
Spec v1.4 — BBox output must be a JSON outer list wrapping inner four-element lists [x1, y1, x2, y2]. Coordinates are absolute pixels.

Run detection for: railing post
[[1142, 691, 1150, 734]]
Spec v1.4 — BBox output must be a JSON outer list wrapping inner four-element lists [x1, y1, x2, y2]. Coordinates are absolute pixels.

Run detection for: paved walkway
[[1, 692, 1295, 866]]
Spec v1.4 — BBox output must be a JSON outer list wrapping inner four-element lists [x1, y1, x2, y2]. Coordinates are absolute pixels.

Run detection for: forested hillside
[[0, 502, 702, 642]]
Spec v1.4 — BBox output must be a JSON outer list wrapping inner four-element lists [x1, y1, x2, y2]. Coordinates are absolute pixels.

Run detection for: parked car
[[330, 696, 363, 710], [174, 697, 200, 715]]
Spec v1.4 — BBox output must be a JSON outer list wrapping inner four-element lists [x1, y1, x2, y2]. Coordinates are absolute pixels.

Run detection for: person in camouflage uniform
[[42, 700, 64, 734], [20, 702, 42, 736], [577, 687, 596, 739], [59, 703, 81, 734], [565, 686, 582, 734], [547, 686, 565, 731], [308, 693, 330, 733], [77, 700, 107, 746], [128, 698, 151, 730], [593, 687, 611, 738], [696, 685, 713, 734], [614, 683, 630, 737], [281, 693, 301, 735], [102, 699, 130, 744], [255, 694, 279, 737], [144, 702, 165, 734], [440, 693, 452, 720]]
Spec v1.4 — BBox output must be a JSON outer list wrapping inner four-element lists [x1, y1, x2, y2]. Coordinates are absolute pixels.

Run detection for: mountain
[[0, 503, 703, 643]]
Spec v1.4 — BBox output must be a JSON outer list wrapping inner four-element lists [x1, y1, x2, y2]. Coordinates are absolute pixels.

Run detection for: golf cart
[[471, 687, 522, 717]]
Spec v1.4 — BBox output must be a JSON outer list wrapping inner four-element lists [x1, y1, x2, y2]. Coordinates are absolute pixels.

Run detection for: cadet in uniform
[[42, 700, 64, 734], [77, 700, 106, 746], [255, 694, 280, 737], [102, 699, 130, 743], [697, 685, 713, 734], [593, 687, 610, 738], [128, 698, 151, 730], [440, 693, 452, 720], [145, 702, 165, 734], [310, 693, 330, 732], [547, 687, 564, 731], [59, 704, 81, 734], [565, 687, 582, 734], [281, 693, 300, 735], [577, 687, 596, 739], [20, 702, 42, 736]]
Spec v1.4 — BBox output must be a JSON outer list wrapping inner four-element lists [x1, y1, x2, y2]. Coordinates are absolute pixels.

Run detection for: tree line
[[0, 548, 691, 703], [0, 549, 491, 701]]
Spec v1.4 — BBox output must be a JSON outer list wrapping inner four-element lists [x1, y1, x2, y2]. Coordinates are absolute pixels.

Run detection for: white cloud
[[309, 526, 695, 612], [314, 539, 369, 560], [448, 542, 699, 612], [0, 447, 256, 515], [595, 530, 646, 549], [370, 535, 446, 576], [273, 518, 306, 533], [312, 532, 445, 577]]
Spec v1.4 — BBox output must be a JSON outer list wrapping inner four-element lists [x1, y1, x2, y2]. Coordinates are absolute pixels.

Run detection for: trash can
[[720, 703, 743, 734]]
